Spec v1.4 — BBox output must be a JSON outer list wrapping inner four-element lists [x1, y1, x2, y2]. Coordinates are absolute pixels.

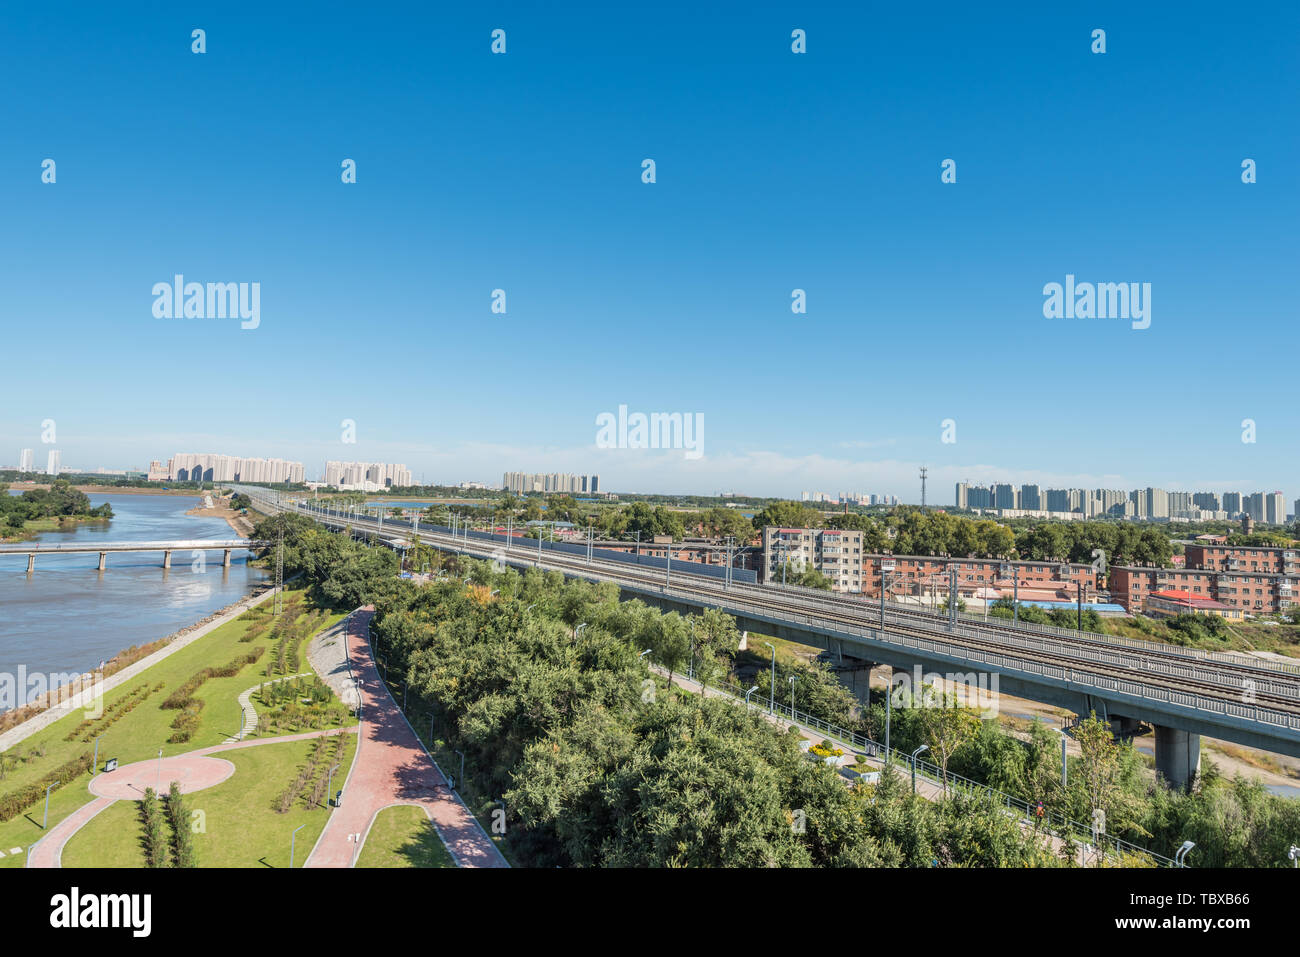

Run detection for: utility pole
[[881, 567, 892, 763], [948, 565, 957, 631]]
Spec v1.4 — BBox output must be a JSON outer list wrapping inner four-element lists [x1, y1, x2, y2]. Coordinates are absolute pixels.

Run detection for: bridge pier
[[97, 552, 106, 571], [1154, 725, 1200, 790], [27, 553, 35, 574], [163, 550, 171, 569], [222, 548, 232, 568]]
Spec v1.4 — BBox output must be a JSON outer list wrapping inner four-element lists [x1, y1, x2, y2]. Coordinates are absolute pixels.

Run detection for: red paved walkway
[[26, 728, 355, 868], [304, 608, 507, 868]]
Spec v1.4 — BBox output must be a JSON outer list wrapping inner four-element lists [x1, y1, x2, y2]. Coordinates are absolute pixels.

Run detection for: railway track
[[247, 494, 1300, 727]]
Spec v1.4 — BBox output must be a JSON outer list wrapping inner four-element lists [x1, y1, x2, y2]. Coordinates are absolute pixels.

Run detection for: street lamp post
[[92, 735, 102, 776], [1175, 840, 1196, 868], [744, 685, 760, 708], [911, 744, 929, 794], [290, 823, 307, 868], [453, 750, 465, 791], [789, 675, 796, 716], [43, 783, 54, 828]]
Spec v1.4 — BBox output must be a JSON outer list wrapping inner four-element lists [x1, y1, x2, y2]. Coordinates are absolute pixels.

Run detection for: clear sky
[[1, 2, 1296, 502]]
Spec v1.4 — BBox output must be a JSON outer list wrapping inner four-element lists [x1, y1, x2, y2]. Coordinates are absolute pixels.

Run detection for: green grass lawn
[[62, 736, 358, 867], [0, 587, 354, 866], [356, 805, 455, 868]]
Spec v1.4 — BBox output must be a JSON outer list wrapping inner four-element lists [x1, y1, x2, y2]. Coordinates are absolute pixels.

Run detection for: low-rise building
[[1144, 589, 1243, 621], [761, 527, 865, 592], [1182, 544, 1299, 575], [1111, 565, 1298, 615], [862, 554, 1097, 602]]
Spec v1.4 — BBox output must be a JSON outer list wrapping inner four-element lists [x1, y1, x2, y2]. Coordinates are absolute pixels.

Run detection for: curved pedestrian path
[[223, 673, 311, 744], [25, 727, 355, 868], [304, 608, 508, 868]]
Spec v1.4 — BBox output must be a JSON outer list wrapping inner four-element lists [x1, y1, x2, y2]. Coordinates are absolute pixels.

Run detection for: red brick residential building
[[1182, 544, 1299, 575], [861, 555, 1098, 601], [1110, 565, 1298, 615]]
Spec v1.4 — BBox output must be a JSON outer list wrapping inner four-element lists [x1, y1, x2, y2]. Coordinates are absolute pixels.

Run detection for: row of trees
[[370, 569, 1062, 866], [272, 505, 1300, 866], [760, 647, 1300, 867], [251, 513, 399, 608], [0, 480, 113, 531], [442, 493, 1182, 569]]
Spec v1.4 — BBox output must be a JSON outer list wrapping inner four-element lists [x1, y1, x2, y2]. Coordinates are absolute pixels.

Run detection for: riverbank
[[0, 582, 278, 752], [6, 482, 203, 497], [184, 492, 256, 536], [0, 515, 111, 544]]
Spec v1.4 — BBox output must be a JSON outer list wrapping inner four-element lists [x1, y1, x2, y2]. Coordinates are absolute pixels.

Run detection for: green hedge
[[0, 751, 92, 822]]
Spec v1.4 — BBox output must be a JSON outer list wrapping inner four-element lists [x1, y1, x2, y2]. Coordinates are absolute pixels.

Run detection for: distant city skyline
[[955, 481, 1290, 523], [3, 439, 1297, 514]]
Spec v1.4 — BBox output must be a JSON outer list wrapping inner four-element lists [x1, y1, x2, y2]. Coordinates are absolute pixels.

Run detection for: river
[[0, 492, 267, 704]]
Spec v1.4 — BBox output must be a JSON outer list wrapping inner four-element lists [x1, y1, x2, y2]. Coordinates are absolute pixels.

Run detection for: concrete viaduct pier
[[0, 540, 266, 573]]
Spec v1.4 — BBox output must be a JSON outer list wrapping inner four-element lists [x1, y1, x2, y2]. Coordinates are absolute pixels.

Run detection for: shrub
[[0, 752, 92, 822]]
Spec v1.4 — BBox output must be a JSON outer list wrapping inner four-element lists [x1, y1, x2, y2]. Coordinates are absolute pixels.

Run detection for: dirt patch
[[184, 494, 255, 536]]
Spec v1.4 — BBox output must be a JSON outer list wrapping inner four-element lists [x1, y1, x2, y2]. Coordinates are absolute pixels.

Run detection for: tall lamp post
[[911, 744, 929, 794], [1175, 840, 1196, 868], [290, 823, 307, 868]]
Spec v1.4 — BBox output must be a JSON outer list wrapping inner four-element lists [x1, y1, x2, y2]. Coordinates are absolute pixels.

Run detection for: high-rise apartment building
[[1193, 492, 1221, 511], [168, 453, 304, 484], [994, 484, 1018, 509], [46, 450, 61, 476], [503, 471, 601, 495], [18, 448, 33, 472], [324, 461, 412, 490]]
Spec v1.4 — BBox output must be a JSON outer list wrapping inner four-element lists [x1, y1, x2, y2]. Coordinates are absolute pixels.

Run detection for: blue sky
[[1, 2, 1296, 501]]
